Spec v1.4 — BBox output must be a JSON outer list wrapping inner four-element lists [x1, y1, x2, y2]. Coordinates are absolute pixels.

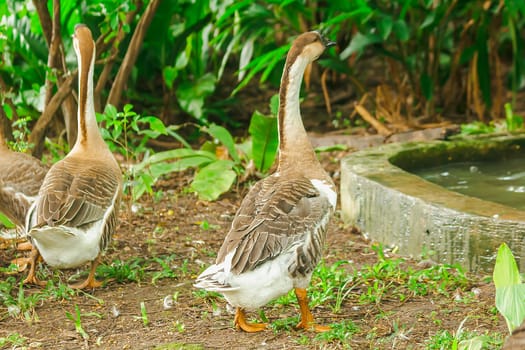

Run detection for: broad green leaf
[[149, 157, 212, 178], [340, 32, 381, 60], [191, 160, 236, 201], [204, 124, 240, 163], [494, 243, 521, 288], [248, 111, 278, 172], [146, 149, 216, 165], [494, 243, 525, 333], [495, 285, 525, 333]]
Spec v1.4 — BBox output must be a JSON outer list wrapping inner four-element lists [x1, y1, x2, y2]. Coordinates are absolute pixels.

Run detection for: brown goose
[[195, 31, 337, 332], [24, 24, 122, 289], [0, 135, 48, 231]]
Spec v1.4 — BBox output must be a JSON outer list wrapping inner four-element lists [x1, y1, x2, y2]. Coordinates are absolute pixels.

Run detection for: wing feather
[[33, 158, 120, 229], [217, 174, 333, 274]]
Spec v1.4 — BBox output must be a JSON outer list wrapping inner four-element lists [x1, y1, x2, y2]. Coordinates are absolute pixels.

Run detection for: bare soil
[[0, 147, 508, 349]]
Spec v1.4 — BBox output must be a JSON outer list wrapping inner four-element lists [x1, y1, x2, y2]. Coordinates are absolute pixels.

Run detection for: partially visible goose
[[0, 135, 48, 231], [194, 31, 337, 332], [24, 24, 122, 289]]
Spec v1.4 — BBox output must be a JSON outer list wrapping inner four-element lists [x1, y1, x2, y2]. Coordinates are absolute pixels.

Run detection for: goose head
[[288, 31, 335, 63], [73, 24, 95, 73]]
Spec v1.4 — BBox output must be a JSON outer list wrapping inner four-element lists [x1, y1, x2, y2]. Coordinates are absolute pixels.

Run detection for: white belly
[[29, 225, 101, 268], [220, 252, 311, 310]]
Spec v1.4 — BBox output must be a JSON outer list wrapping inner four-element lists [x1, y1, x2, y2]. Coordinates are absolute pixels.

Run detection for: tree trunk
[[106, 0, 160, 109]]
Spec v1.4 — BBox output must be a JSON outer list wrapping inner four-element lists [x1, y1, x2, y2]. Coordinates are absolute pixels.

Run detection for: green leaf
[[494, 243, 521, 288], [204, 124, 240, 163], [132, 172, 155, 201], [392, 19, 410, 42], [149, 157, 212, 178], [176, 73, 217, 121], [191, 160, 236, 201], [141, 116, 168, 135], [377, 15, 393, 40], [493, 243, 525, 333], [420, 11, 436, 30], [248, 111, 278, 172], [340, 32, 381, 60], [163, 66, 178, 90], [496, 285, 525, 333], [270, 94, 279, 116], [0, 212, 15, 229]]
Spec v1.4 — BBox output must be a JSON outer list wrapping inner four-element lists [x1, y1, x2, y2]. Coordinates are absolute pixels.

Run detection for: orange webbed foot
[[234, 308, 267, 333], [69, 258, 103, 289], [294, 288, 329, 332]]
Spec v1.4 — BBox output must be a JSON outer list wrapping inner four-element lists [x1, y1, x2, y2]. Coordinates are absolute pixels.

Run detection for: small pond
[[413, 157, 525, 211], [341, 133, 525, 272]]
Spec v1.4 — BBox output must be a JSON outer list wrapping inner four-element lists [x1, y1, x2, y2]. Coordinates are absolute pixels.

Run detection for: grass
[[0, 241, 507, 348], [0, 332, 27, 348], [65, 304, 90, 340]]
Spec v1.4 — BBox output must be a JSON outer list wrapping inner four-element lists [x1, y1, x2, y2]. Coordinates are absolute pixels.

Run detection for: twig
[[29, 74, 76, 157], [354, 103, 392, 137], [107, 0, 160, 109], [321, 69, 332, 116], [95, 7, 141, 113], [32, 0, 52, 45]]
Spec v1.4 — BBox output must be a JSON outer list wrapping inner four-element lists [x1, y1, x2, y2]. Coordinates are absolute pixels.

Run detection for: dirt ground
[[0, 146, 509, 349]]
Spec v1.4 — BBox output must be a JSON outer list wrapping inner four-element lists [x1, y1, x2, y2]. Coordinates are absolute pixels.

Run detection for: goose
[[194, 31, 337, 332], [24, 24, 122, 289], [0, 135, 48, 232]]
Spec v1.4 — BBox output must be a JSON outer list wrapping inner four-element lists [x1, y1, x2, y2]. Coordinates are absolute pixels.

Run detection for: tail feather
[[194, 263, 239, 292]]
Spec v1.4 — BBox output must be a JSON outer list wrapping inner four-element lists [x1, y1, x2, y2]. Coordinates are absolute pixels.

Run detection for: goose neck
[[73, 45, 105, 151], [277, 54, 316, 166]]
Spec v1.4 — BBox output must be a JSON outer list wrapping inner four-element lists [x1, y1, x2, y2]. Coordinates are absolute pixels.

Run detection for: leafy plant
[[0, 333, 27, 348], [97, 258, 145, 283], [248, 94, 279, 172], [65, 305, 89, 340], [504, 103, 524, 132], [140, 301, 149, 326], [130, 126, 238, 201], [493, 242, 525, 334]]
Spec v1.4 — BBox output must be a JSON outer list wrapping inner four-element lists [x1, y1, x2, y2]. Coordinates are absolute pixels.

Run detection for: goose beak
[[324, 39, 336, 48], [315, 30, 336, 48]]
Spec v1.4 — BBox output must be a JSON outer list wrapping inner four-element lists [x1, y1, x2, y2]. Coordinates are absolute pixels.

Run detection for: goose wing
[[216, 175, 332, 275], [33, 158, 121, 229]]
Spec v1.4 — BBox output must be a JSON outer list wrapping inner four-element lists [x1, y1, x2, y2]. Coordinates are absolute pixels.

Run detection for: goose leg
[[234, 308, 267, 332], [17, 241, 33, 251], [294, 288, 330, 332], [23, 246, 46, 286], [11, 241, 34, 272], [69, 256, 102, 289]]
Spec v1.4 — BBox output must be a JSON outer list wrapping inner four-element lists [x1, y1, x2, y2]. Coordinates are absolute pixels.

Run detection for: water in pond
[[414, 157, 525, 210]]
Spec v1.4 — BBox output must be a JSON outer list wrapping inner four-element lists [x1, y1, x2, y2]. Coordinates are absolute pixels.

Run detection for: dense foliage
[[1, 0, 524, 199]]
